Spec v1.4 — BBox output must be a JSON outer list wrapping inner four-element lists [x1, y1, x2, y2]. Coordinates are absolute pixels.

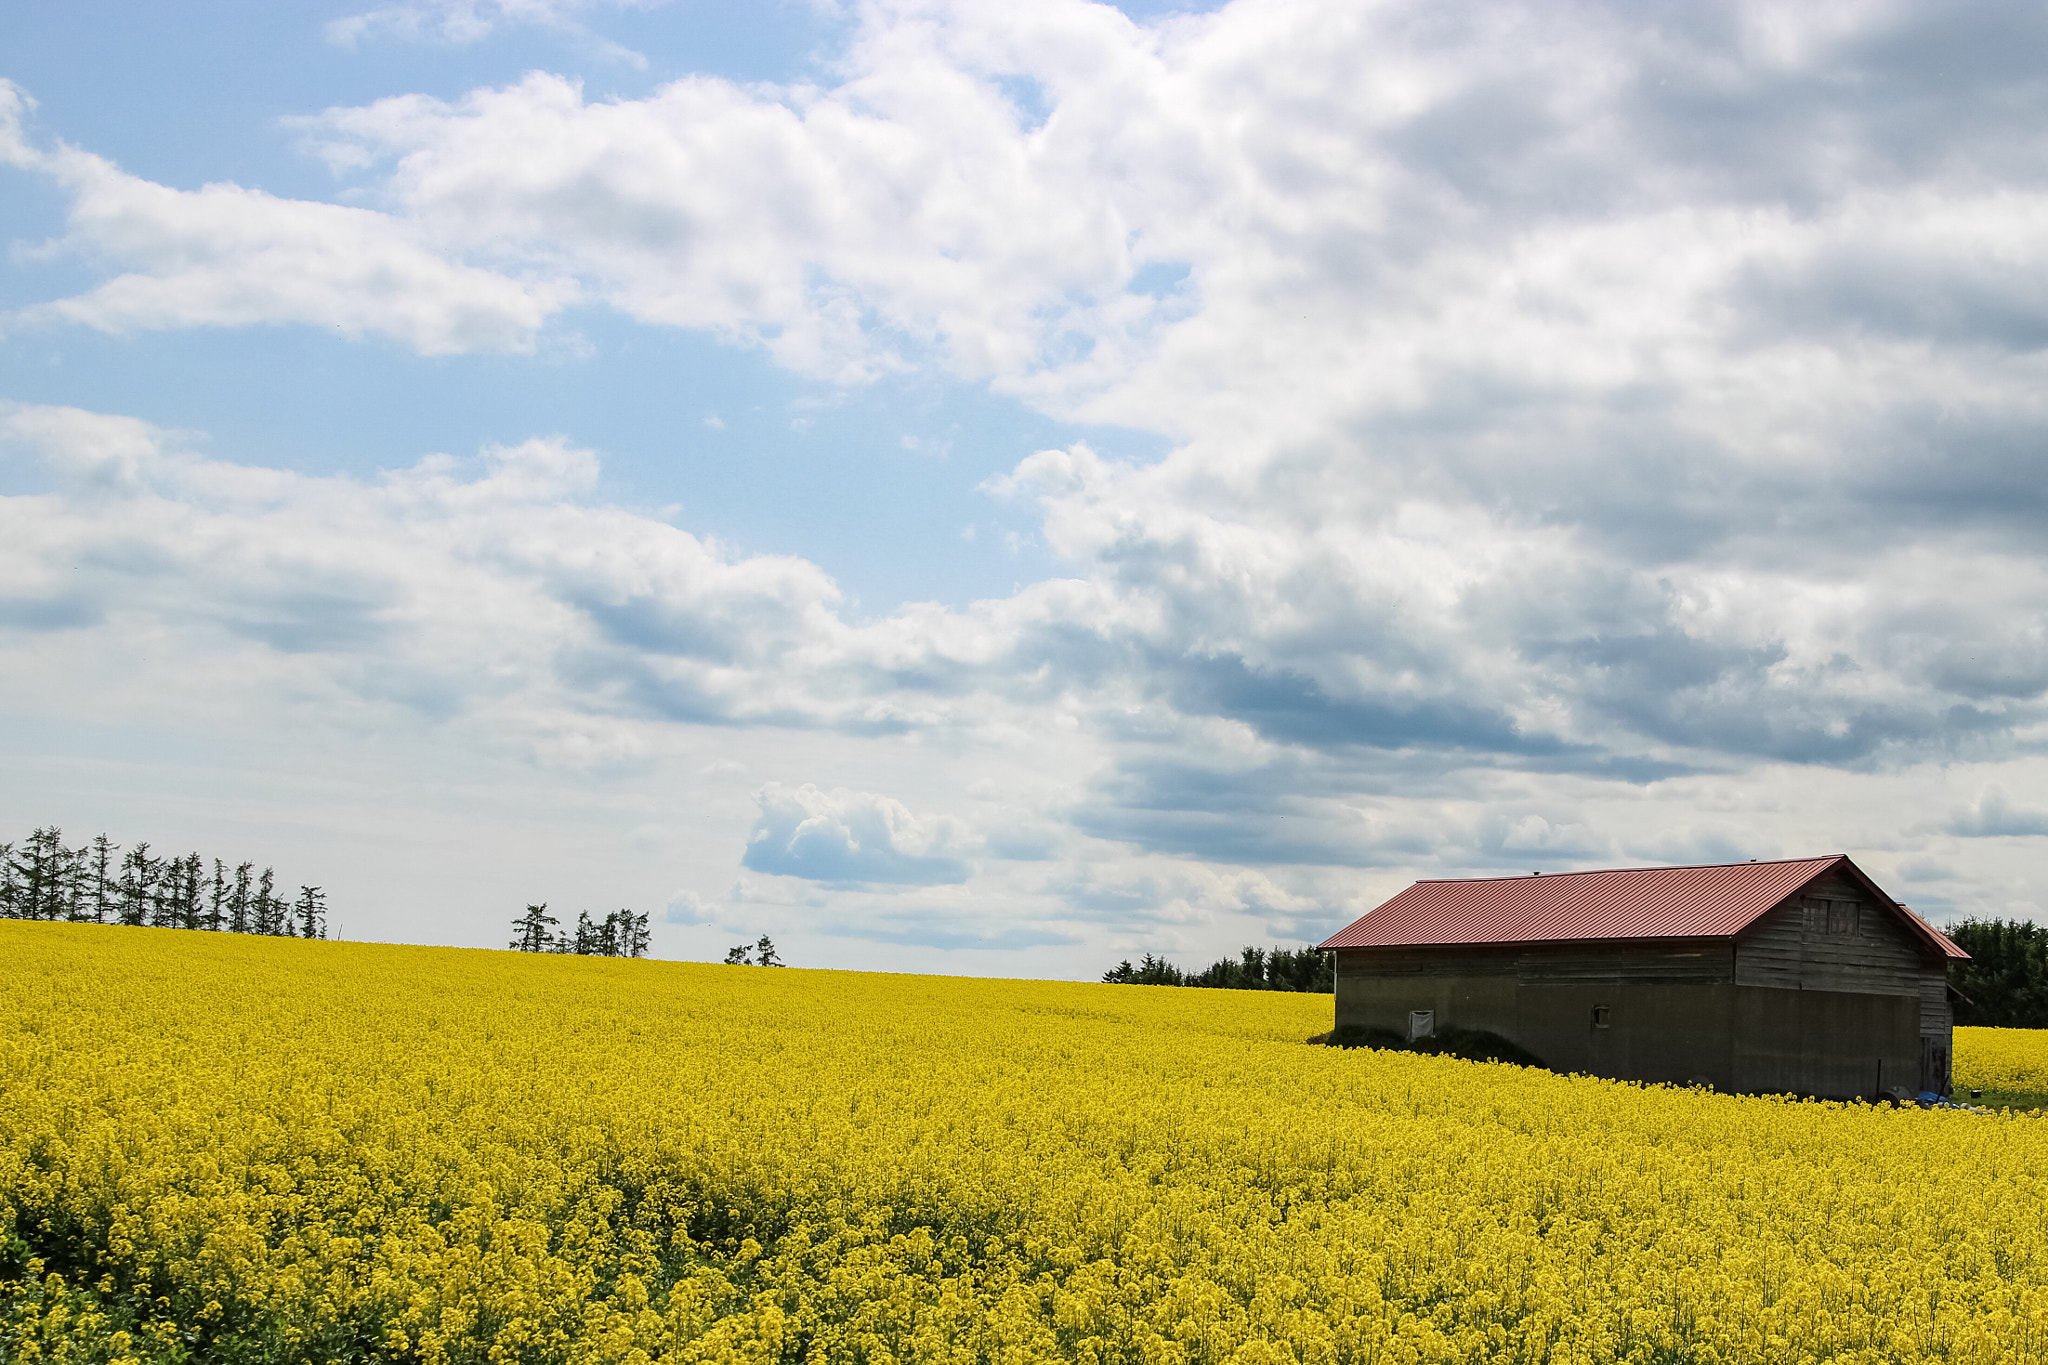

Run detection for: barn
[[1316, 855, 1968, 1100]]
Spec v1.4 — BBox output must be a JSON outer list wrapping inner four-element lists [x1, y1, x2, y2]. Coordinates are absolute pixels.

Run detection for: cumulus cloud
[[0, 81, 568, 353], [663, 888, 719, 925], [741, 783, 972, 886], [0, 403, 884, 744], [1948, 787, 2048, 839]]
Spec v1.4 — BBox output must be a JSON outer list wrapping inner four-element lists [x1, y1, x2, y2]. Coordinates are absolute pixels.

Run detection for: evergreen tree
[[253, 867, 281, 935], [229, 862, 254, 934], [724, 944, 753, 965], [1949, 919, 2048, 1027], [207, 858, 229, 931], [87, 835, 118, 924], [0, 841, 16, 918], [754, 935, 783, 967], [147, 849, 181, 928], [625, 911, 651, 959], [117, 842, 158, 927], [53, 837, 81, 922], [294, 885, 327, 940], [59, 838, 90, 922], [175, 853, 205, 930], [9, 826, 69, 921], [510, 903, 558, 952], [1102, 953, 1185, 985], [1105, 944, 1334, 993]]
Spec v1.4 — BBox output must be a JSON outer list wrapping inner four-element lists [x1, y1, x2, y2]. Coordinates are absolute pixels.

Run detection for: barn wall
[[1919, 966, 1955, 1094], [1919, 968, 1952, 1034], [1730, 987, 1920, 1098], [1334, 945, 1922, 1099], [1733, 875, 1924, 994]]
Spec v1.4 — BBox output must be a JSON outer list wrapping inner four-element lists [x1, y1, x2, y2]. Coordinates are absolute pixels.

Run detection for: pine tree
[[1108, 945, 1333, 993], [0, 841, 16, 918], [254, 867, 280, 935], [176, 853, 205, 930], [147, 848, 182, 928], [593, 910, 644, 958], [294, 886, 326, 940], [723, 944, 753, 965], [118, 842, 158, 927], [229, 862, 253, 934], [1102, 953, 1185, 985], [59, 838, 90, 922], [87, 835, 117, 924], [754, 935, 783, 968], [1950, 920, 2048, 1027], [510, 903, 558, 952], [207, 859, 228, 931], [10, 826, 68, 920]]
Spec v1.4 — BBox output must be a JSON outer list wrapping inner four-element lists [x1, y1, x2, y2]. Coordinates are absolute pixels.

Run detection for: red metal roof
[[1319, 855, 1965, 959]]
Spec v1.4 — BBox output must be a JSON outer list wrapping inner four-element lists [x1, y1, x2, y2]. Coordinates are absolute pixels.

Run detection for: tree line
[[1, 824, 325, 937], [1102, 944, 1333, 992], [509, 903, 651, 957], [1949, 919, 2048, 1028]]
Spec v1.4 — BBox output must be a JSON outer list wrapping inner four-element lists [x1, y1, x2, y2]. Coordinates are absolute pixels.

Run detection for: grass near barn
[[6, 920, 2048, 1363]]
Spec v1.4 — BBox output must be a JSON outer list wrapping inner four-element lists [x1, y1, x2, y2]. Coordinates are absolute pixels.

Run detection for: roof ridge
[[1410, 855, 1841, 884]]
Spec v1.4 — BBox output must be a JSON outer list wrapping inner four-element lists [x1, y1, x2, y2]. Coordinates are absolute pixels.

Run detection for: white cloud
[[0, 81, 568, 353], [663, 887, 719, 925], [1947, 787, 2048, 840], [742, 783, 972, 886]]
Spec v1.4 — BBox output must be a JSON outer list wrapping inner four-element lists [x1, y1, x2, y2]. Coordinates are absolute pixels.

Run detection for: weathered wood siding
[[1733, 872, 1924, 995], [1336, 941, 1733, 983], [1919, 967, 1953, 1034]]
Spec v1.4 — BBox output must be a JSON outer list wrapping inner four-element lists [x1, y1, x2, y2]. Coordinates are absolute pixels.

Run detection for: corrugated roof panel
[[1320, 855, 1859, 950]]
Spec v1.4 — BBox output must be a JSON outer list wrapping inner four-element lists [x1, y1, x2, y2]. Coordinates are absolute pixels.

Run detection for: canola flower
[[4, 922, 2048, 1364], [1956, 1027, 2048, 1098]]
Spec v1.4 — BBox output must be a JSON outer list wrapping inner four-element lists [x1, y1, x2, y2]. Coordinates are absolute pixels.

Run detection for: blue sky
[[0, 0, 1181, 612], [3, 0, 2047, 973]]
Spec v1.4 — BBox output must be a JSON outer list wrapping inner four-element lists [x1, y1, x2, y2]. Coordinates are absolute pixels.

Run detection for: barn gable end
[[1734, 871, 1926, 995]]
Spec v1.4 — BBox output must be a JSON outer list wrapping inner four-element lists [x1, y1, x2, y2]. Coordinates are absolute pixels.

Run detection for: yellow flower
[[3, 920, 2046, 1364]]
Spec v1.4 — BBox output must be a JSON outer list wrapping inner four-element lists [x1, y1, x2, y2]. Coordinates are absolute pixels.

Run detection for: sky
[[3, 0, 2047, 975]]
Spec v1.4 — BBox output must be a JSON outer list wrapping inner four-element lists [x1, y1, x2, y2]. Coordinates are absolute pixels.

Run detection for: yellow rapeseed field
[[1956, 1027, 2048, 1098], [5, 922, 2048, 1364]]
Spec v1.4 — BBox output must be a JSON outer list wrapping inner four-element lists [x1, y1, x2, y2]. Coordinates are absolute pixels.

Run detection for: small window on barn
[[1826, 900, 1858, 935], [1591, 1004, 1611, 1029], [1407, 1010, 1434, 1042]]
